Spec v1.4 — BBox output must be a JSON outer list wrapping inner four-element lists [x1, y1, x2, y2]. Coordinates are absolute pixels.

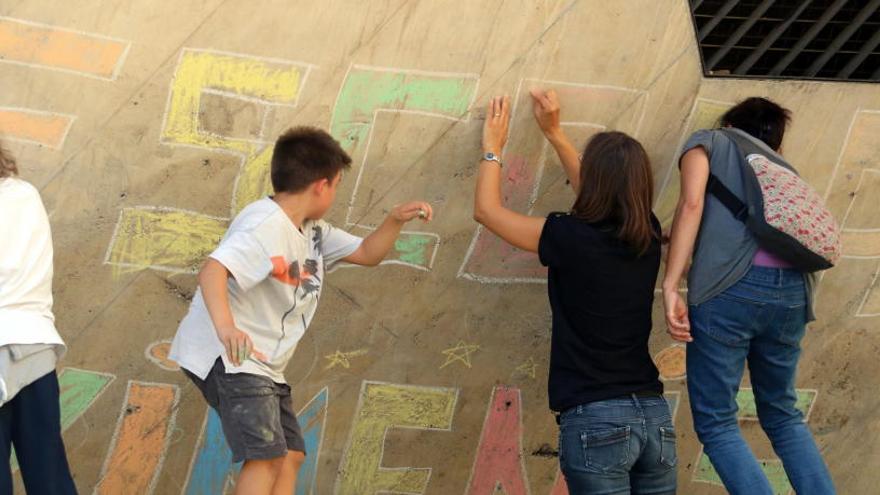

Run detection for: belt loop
[[576, 404, 582, 415], [630, 393, 642, 413]]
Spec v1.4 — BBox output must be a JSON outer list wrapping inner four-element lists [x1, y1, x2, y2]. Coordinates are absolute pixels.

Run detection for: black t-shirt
[[538, 212, 663, 412]]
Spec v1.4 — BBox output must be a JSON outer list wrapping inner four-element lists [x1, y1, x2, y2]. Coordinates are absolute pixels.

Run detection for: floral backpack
[[706, 128, 841, 272]]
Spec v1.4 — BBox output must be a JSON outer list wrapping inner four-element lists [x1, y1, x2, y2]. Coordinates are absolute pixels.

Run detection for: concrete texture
[[1, 1, 878, 493]]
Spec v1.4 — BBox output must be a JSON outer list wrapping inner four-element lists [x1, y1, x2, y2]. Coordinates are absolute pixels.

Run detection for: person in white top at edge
[[0, 144, 78, 494], [170, 126, 433, 495]]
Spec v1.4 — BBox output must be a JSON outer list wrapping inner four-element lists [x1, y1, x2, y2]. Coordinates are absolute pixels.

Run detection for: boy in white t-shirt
[[170, 127, 433, 494]]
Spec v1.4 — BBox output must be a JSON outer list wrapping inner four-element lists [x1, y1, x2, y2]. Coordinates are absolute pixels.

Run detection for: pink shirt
[[753, 248, 793, 268]]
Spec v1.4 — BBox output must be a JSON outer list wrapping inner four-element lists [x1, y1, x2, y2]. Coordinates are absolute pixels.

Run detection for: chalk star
[[324, 349, 368, 370], [439, 340, 480, 369], [515, 357, 538, 379]]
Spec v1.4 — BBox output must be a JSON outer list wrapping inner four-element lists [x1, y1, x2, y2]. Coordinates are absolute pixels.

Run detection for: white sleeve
[[319, 223, 363, 268], [208, 231, 272, 291]]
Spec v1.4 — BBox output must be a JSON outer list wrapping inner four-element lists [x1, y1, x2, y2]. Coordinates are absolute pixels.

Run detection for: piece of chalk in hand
[[418, 209, 427, 218]]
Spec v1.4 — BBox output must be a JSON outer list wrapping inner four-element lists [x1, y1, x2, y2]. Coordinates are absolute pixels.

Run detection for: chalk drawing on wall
[[654, 98, 734, 227], [326, 64, 478, 271], [465, 386, 531, 495], [693, 448, 791, 495], [328, 64, 479, 224], [181, 387, 328, 495], [0, 16, 130, 80], [0, 17, 130, 150], [654, 344, 686, 381], [825, 110, 880, 318], [145, 339, 180, 371], [692, 387, 818, 494], [515, 357, 538, 379], [329, 226, 440, 272], [181, 408, 241, 495], [94, 381, 180, 495], [736, 387, 818, 422], [11, 367, 115, 472], [551, 473, 570, 495], [0, 106, 77, 149], [104, 49, 312, 274], [294, 387, 330, 495], [664, 391, 682, 421], [324, 348, 368, 370], [104, 206, 227, 274], [459, 78, 648, 284], [439, 340, 480, 369], [335, 381, 458, 495], [825, 109, 880, 318]]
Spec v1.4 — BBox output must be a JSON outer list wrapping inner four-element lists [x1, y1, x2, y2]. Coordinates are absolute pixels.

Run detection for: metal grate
[[690, 0, 880, 82]]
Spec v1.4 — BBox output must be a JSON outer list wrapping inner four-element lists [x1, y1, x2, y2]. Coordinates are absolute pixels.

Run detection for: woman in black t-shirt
[[473, 92, 675, 494]]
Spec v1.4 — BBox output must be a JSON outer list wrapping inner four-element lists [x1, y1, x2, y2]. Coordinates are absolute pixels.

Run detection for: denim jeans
[[687, 266, 835, 495], [558, 395, 676, 495], [0, 371, 78, 495]]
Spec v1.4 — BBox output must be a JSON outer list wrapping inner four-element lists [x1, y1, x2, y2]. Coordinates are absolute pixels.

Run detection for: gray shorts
[[184, 358, 306, 462]]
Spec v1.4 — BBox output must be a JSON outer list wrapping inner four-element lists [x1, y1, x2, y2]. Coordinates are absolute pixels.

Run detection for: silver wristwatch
[[481, 152, 503, 167]]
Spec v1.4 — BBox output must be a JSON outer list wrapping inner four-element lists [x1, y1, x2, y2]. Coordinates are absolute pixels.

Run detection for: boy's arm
[[473, 95, 546, 253], [342, 201, 433, 266], [199, 258, 267, 365], [530, 89, 581, 193], [661, 147, 710, 343]]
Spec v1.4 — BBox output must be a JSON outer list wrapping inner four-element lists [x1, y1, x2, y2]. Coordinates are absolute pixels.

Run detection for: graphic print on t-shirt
[[271, 224, 326, 350]]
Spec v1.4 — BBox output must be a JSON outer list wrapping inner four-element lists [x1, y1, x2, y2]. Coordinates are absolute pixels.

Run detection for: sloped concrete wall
[[2, 1, 878, 493]]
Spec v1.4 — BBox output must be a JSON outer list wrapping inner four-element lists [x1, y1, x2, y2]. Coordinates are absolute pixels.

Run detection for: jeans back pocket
[[659, 425, 677, 468], [581, 426, 631, 473]]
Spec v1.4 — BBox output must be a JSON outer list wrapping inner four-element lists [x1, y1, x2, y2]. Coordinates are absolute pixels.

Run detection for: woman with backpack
[[663, 97, 836, 494], [474, 91, 676, 494]]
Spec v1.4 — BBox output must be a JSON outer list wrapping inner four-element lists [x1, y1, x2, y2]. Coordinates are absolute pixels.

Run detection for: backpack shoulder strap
[[706, 173, 749, 221], [719, 128, 799, 175]]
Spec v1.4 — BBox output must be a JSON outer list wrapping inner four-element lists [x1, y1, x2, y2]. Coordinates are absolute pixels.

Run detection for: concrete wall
[[2, 1, 878, 493]]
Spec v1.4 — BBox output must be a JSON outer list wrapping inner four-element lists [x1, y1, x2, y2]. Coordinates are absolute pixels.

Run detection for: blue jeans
[[558, 395, 676, 494], [0, 371, 78, 494], [687, 266, 835, 495]]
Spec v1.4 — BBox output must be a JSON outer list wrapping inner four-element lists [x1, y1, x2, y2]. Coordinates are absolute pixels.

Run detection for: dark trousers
[[0, 371, 77, 494]]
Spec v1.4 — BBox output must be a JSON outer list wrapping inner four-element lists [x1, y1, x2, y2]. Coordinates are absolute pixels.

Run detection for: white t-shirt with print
[[169, 198, 362, 383]]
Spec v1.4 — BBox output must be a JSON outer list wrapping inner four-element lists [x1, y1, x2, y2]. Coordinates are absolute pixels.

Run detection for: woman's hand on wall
[[529, 89, 561, 138], [482, 95, 510, 154]]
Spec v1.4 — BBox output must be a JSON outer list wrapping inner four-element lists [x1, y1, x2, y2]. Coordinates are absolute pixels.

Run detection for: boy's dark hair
[[720, 97, 792, 152], [271, 127, 351, 193]]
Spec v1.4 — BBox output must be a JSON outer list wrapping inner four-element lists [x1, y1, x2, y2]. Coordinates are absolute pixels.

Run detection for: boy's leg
[[236, 457, 285, 495], [207, 364, 296, 494], [271, 383, 307, 494], [10, 371, 77, 494], [272, 450, 306, 495]]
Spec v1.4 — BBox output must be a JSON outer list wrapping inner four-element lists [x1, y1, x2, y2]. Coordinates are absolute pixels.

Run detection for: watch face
[[485, 152, 496, 160]]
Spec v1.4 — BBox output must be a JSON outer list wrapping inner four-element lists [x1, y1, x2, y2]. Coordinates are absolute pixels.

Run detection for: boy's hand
[[390, 201, 434, 223], [217, 325, 268, 366], [482, 95, 511, 154], [529, 89, 561, 137]]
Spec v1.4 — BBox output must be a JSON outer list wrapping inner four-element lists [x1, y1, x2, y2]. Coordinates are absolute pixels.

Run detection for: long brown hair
[[0, 143, 17, 178], [572, 131, 656, 255]]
